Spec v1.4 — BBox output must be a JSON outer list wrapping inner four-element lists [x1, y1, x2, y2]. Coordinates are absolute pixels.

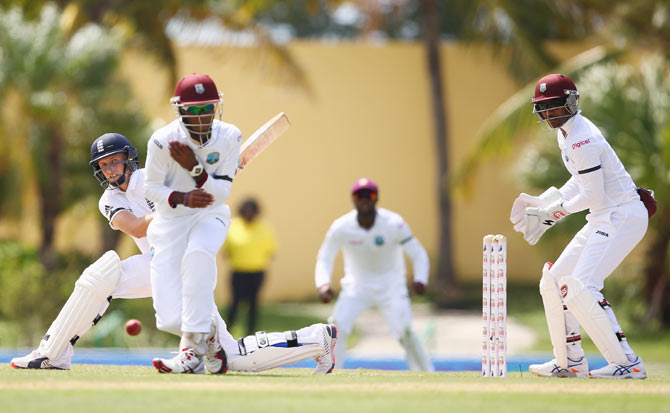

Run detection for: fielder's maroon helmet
[[170, 73, 223, 146], [172, 73, 220, 105]]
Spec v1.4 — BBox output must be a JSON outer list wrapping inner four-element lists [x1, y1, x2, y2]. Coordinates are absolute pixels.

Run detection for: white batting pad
[[228, 344, 322, 372], [559, 276, 628, 365], [40, 251, 121, 360], [538, 263, 568, 368]]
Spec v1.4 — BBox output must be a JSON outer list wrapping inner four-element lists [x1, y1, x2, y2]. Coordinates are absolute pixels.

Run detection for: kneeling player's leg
[[11, 251, 122, 370], [227, 324, 336, 374], [110, 253, 152, 299]]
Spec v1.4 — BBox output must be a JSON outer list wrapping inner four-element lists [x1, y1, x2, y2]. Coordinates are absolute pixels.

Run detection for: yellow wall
[[117, 41, 562, 302]]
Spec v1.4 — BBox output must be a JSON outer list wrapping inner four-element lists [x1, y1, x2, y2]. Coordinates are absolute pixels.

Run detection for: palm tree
[[415, 0, 599, 302], [0, 5, 150, 266], [28, 0, 311, 92]]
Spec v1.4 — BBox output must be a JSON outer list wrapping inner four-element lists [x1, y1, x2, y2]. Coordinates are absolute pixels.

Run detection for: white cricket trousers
[[149, 211, 230, 335], [331, 276, 434, 371], [548, 199, 648, 356]]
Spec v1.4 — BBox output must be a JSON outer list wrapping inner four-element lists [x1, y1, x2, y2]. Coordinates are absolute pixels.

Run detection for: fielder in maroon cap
[[314, 177, 435, 371]]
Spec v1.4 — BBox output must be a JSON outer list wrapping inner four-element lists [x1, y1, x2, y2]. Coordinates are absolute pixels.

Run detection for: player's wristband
[[183, 192, 189, 207], [168, 191, 177, 208]]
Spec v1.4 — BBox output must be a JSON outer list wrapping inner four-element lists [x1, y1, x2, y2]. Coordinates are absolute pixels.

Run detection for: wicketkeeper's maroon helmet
[[531, 73, 579, 129]]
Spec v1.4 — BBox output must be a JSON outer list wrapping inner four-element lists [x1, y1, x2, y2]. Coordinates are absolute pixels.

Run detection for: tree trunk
[[38, 129, 63, 270], [419, 0, 457, 303], [643, 210, 670, 327]]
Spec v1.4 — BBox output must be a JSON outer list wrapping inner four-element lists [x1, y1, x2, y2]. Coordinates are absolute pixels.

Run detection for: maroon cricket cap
[[351, 178, 378, 195], [173, 73, 220, 105]]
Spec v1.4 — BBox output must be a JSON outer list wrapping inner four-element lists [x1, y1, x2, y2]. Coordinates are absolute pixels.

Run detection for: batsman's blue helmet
[[89, 133, 140, 188]]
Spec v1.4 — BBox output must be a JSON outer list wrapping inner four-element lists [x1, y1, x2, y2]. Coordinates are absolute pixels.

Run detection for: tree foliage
[[0, 4, 151, 262]]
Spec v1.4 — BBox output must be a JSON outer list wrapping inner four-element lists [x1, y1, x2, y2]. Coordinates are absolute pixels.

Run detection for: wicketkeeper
[[511, 74, 656, 379]]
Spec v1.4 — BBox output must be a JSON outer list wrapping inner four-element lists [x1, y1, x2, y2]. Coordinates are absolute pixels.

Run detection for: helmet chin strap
[[109, 165, 128, 188]]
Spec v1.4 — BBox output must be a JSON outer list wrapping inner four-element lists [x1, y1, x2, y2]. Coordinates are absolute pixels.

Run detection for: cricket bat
[[236, 112, 290, 176]]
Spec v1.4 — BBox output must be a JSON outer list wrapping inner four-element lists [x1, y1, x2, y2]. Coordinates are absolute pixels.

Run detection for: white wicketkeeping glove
[[523, 199, 569, 245], [510, 187, 562, 234]]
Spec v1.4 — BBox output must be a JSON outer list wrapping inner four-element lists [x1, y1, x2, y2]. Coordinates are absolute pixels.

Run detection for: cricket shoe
[[153, 348, 205, 374], [204, 322, 228, 374], [314, 324, 337, 374], [10, 349, 68, 370], [589, 356, 647, 379], [529, 356, 589, 378]]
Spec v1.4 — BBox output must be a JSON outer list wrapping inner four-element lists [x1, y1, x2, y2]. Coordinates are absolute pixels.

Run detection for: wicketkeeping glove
[[523, 199, 569, 245], [510, 186, 562, 234]]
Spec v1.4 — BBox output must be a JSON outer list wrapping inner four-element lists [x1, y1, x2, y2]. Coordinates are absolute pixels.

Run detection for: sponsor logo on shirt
[[572, 139, 590, 149], [153, 139, 163, 149], [596, 230, 609, 237], [560, 284, 568, 298]]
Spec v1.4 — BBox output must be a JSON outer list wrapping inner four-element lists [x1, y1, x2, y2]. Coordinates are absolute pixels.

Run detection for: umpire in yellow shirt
[[223, 198, 278, 334]]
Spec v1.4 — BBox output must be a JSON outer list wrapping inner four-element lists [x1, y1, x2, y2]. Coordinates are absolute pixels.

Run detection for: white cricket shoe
[[589, 356, 647, 379], [10, 349, 69, 370], [152, 348, 205, 374], [204, 322, 228, 374], [314, 324, 337, 374], [529, 356, 589, 378]]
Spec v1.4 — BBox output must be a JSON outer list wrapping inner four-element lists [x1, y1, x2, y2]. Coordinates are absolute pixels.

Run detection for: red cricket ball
[[125, 319, 142, 336]]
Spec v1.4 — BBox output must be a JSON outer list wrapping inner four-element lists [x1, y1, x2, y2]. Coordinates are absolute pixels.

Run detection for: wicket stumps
[[482, 234, 507, 377]]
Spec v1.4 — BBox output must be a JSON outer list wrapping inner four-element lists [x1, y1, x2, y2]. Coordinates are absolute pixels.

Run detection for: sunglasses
[[185, 104, 215, 115], [534, 99, 564, 112], [353, 190, 377, 200]]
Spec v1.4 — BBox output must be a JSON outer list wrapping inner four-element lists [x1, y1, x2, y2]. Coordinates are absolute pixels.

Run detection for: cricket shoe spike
[[153, 348, 205, 374], [204, 322, 228, 374], [589, 356, 647, 379], [529, 356, 589, 378], [10, 349, 68, 370], [314, 324, 337, 374]]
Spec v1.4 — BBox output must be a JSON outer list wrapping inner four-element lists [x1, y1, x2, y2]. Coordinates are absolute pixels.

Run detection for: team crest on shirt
[[150, 246, 155, 259], [207, 152, 220, 164], [195, 83, 205, 94], [563, 150, 569, 162], [375, 236, 384, 246]]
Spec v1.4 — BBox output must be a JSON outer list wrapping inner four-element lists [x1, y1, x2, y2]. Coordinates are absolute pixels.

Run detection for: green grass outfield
[[2, 364, 670, 413]]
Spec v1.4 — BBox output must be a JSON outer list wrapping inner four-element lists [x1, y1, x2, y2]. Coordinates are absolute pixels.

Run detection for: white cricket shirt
[[98, 169, 154, 254], [315, 208, 429, 288], [144, 119, 242, 218], [557, 112, 639, 214]]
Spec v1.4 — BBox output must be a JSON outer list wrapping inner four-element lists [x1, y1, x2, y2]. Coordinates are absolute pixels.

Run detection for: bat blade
[[236, 112, 290, 176]]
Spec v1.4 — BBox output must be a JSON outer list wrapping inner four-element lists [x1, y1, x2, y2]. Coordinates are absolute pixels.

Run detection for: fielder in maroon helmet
[[509, 74, 656, 379], [170, 73, 223, 147], [145, 73, 337, 375]]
